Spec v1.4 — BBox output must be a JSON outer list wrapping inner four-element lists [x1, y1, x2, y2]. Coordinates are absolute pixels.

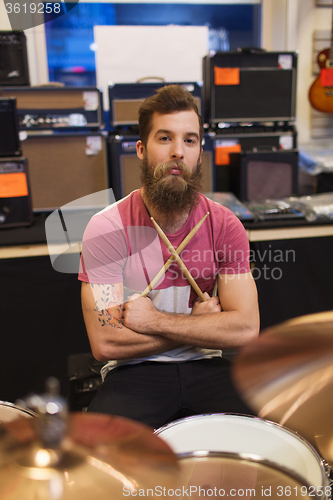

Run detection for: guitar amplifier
[[0, 31, 30, 86], [109, 133, 214, 200], [20, 132, 110, 211], [0, 98, 21, 157], [108, 82, 202, 127], [316, 172, 333, 193], [202, 50, 298, 124], [0, 87, 104, 130], [213, 125, 297, 192], [0, 157, 33, 228], [223, 150, 299, 202]]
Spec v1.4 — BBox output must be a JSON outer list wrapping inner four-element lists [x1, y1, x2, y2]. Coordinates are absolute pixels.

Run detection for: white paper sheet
[[94, 25, 208, 109]]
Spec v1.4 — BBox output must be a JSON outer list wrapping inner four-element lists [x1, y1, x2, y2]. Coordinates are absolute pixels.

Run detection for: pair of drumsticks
[[140, 212, 211, 302]]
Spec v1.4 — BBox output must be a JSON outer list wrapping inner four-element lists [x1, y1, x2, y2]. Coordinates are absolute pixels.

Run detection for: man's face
[[136, 111, 203, 214], [137, 110, 202, 172]]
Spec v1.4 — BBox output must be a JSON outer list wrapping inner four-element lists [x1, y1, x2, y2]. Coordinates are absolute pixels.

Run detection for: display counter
[[1, 213, 333, 403]]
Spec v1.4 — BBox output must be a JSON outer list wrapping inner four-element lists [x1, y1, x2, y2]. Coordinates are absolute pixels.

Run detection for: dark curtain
[[251, 236, 333, 331], [0, 255, 90, 403]]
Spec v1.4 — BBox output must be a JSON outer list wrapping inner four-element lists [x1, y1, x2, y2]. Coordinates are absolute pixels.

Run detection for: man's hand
[[122, 295, 159, 334], [123, 291, 222, 334], [191, 292, 222, 315]]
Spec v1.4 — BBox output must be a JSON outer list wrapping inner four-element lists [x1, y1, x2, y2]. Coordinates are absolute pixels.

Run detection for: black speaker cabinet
[[20, 132, 109, 211], [214, 126, 297, 166], [0, 157, 33, 228], [1, 86, 103, 130], [222, 150, 299, 202], [109, 82, 202, 127], [202, 51, 297, 124], [213, 127, 297, 193], [109, 134, 214, 200], [315, 172, 333, 194], [0, 32, 30, 86], [0, 97, 21, 157]]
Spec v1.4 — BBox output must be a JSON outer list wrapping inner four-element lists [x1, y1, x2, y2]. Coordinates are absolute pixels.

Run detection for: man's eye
[[186, 138, 196, 144], [159, 136, 169, 142]]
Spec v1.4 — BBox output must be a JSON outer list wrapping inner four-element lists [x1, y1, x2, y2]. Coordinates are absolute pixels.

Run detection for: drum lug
[[322, 460, 333, 500]]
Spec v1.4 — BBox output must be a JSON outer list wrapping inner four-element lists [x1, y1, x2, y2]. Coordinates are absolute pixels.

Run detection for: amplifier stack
[[107, 55, 299, 202], [0, 97, 33, 228], [202, 49, 299, 200], [0, 48, 301, 226], [0, 85, 109, 218]]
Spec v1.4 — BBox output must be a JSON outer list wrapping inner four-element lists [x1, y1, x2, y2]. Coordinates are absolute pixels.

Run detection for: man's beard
[[141, 155, 203, 216]]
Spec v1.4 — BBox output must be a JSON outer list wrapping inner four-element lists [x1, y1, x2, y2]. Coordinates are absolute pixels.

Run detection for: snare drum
[[177, 452, 325, 499], [155, 414, 329, 494], [0, 401, 35, 423]]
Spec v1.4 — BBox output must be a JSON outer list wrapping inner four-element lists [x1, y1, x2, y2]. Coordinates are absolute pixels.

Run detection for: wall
[[0, 2, 11, 30], [292, 0, 332, 143], [262, 0, 332, 143]]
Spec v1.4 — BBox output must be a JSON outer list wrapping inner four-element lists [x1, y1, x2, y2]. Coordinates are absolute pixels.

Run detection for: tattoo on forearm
[[91, 283, 123, 329], [96, 305, 123, 328]]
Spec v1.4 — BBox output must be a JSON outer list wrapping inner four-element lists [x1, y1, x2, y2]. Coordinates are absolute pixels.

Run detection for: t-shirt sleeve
[[78, 212, 128, 284], [217, 211, 251, 275]]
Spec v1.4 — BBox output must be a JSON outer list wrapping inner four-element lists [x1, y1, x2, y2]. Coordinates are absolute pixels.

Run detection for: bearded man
[[79, 84, 259, 428]]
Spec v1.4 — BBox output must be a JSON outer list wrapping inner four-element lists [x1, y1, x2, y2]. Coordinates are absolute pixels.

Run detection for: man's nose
[[170, 140, 184, 160]]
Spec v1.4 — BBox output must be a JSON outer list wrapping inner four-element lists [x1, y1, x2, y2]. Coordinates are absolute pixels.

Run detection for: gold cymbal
[[0, 412, 179, 499], [232, 311, 333, 466]]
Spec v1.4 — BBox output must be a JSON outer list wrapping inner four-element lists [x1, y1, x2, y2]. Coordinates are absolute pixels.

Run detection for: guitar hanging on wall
[[309, 0, 333, 113]]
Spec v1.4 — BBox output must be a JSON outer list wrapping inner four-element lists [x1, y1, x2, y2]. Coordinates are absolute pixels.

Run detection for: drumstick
[[150, 217, 208, 302], [212, 277, 218, 297], [140, 212, 210, 297]]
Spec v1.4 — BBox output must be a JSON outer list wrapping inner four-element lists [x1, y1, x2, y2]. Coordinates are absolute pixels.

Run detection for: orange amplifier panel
[[0, 157, 33, 228]]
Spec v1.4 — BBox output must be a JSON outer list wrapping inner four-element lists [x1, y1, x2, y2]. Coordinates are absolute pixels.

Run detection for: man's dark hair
[[138, 84, 204, 147]]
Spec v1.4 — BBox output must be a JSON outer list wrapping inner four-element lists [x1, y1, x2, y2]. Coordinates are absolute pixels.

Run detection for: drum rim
[[0, 400, 36, 418], [155, 412, 328, 486], [177, 450, 324, 499]]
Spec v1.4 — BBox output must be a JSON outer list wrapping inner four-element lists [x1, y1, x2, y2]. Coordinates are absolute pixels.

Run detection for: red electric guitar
[[309, 0, 333, 113]]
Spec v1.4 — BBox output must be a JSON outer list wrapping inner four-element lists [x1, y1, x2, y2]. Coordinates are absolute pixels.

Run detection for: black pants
[[87, 358, 254, 429]]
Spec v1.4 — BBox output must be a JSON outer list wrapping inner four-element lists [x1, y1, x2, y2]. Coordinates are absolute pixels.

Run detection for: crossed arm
[[81, 272, 260, 362], [81, 281, 181, 360]]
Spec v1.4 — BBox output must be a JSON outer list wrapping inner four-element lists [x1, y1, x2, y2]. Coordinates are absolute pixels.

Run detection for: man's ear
[[136, 140, 145, 160]]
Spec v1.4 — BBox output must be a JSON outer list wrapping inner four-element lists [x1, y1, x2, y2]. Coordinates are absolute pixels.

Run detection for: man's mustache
[[153, 161, 193, 181]]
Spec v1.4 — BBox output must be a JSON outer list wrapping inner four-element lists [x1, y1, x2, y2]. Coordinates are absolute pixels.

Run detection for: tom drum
[[0, 401, 35, 423], [155, 414, 330, 496]]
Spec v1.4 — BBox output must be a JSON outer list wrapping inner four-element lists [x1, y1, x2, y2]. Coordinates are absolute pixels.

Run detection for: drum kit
[[0, 311, 332, 499]]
